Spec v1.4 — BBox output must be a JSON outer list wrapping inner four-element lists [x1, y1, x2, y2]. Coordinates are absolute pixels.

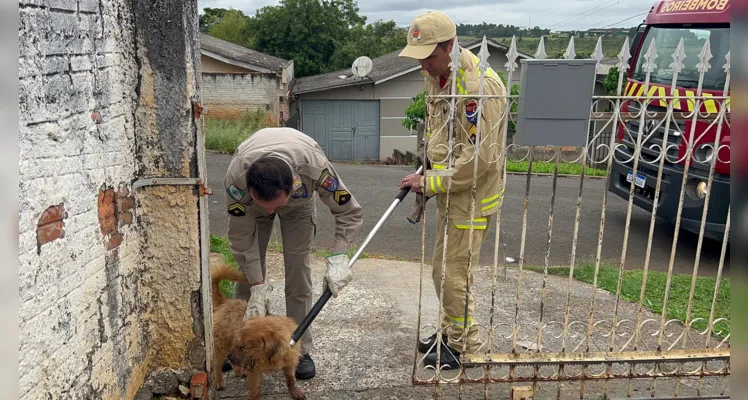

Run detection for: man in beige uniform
[[399, 10, 507, 369], [224, 127, 364, 379]]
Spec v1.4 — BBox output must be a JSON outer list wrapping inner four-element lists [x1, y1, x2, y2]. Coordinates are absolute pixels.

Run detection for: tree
[[604, 66, 620, 95], [199, 8, 227, 33], [402, 91, 426, 131], [206, 9, 253, 49], [329, 20, 407, 71], [248, 0, 366, 77]]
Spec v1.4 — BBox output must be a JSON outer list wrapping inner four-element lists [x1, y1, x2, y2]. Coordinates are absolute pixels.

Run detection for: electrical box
[[515, 59, 598, 147]]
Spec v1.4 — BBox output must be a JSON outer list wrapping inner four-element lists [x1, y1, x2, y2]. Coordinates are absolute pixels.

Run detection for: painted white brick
[[71, 55, 93, 72], [19, 1, 202, 397], [45, 0, 79, 12], [19, 0, 144, 395]]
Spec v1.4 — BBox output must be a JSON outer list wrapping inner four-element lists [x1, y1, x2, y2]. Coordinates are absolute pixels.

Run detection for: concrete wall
[[19, 0, 206, 399], [202, 72, 280, 121]]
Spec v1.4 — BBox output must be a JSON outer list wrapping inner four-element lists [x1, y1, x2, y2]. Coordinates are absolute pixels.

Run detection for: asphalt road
[[207, 153, 729, 276]]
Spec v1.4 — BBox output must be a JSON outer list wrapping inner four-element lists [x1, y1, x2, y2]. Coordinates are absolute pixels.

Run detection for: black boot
[[423, 345, 477, 370], [295, 354, 316, 380], [418, 333, 448, 353]]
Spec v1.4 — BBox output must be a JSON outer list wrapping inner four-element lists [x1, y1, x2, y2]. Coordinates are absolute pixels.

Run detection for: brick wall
[[19, 0, 206, 399], [201, 72, 279, 120]]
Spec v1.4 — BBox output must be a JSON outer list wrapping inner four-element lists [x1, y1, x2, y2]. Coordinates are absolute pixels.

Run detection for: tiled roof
[[199, 33, 291, 73]]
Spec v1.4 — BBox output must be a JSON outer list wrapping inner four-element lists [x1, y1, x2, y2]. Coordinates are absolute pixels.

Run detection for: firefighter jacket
[[224, 127, 364, 284], [422, 47, 507, 227]]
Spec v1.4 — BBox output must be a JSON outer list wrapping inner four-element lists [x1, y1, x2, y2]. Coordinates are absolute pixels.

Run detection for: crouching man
[[224, 127, 364, 379]]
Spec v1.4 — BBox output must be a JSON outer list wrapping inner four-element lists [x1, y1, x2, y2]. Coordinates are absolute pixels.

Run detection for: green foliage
[[496, 35, 630, 59], [604, 66, 621, 95], [456, 23, 550, 38], [329, 20, 407, 72], [249, 0, 366, 77], [209, 235, 239, 299], [199, 1, 406, 78], [506, 161, 607, 176], [199, 7, 227, 33], [206, 9, 253, 49], [205, 110, 275, 154], [401, 91, 426, 131]]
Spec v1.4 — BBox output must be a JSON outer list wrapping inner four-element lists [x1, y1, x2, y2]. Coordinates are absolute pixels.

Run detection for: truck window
[[632, 26, 730, 91]]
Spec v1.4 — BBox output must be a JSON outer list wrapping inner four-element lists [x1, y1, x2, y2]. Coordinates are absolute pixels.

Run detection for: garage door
[[301, 100, 380, 161]]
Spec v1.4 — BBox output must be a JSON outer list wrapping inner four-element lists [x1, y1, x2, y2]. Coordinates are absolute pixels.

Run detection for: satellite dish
[[351, 56, 373, 78]]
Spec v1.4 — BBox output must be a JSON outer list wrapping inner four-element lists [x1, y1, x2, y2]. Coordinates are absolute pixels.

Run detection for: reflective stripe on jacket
[[422, 47, 507, 223]]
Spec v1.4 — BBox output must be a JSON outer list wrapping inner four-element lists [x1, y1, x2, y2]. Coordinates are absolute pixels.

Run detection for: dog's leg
[[214, 363, 225, 391], [247, 371, 262, 400], [214, 347, 229, 391], [283, 365, 306, 400]]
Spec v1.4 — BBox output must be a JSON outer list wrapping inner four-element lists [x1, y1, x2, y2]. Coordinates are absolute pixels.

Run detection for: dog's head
[[226, 323, 285, 374]]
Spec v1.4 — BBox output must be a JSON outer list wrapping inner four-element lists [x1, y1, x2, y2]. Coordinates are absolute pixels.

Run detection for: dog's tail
[[211, 263, 246, 308]]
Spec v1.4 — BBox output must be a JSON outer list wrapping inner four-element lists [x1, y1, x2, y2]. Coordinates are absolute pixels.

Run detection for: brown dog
[[211, 264, 306, 400]]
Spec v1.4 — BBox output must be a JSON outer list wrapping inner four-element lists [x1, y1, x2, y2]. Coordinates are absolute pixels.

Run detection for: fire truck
[[607, 0, 731, 242]]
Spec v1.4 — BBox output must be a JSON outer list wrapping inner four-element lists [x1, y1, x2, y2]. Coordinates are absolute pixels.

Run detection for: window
[[632, 26, 730, 91]]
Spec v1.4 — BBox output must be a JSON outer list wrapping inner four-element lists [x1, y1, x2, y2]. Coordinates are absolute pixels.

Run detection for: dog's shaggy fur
[[211, 264, 306, 400]]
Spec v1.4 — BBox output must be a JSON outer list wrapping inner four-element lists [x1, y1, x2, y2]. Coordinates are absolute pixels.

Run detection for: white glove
[[323, 253, 353, 298], [244, 283, 272, 320]]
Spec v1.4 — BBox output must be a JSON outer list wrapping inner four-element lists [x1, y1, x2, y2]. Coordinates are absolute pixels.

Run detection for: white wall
[[19, 1, 205, 398]]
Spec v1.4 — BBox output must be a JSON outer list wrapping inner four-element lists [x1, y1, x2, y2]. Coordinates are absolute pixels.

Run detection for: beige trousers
[[234, 200, 316, 355], [432, 212, 493, 354]]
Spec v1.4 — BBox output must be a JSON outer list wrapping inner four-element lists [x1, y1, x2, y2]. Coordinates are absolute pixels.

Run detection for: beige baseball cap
[[399, 10, 457, 60]]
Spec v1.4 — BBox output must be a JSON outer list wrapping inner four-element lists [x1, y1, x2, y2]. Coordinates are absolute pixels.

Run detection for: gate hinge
[[192, 99, 208, 119]]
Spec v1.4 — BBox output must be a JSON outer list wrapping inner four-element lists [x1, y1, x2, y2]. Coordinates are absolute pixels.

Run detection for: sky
[[197, 0, 656, 31]]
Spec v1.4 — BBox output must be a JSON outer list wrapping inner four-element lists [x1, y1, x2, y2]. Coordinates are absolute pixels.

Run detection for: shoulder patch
[[227, 184, 246, 201], [465, 100, 478, 124], [228, 202, 246, 217], [334, 190, 351, 206], [292, 183, 308, 199], [317, 168, 339, 192], [292, 175, 304, 191], [468, 124, 478, 144]]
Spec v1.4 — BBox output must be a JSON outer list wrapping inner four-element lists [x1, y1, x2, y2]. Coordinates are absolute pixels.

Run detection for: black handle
[[395, 185, 412, 202], [289, 165, 423, 345], [395, 167, 424, 202], [290, 288, 332, 344]]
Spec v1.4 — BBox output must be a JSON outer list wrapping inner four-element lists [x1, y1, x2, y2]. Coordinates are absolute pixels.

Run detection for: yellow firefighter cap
[[399, 10, 457, 60]]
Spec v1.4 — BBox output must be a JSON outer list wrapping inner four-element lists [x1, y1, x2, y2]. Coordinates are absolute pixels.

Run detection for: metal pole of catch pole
[[289, 165, 424, 346]]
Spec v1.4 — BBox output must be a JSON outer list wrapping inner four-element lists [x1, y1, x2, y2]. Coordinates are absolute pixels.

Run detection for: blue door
[[301, 100, 380, 161]]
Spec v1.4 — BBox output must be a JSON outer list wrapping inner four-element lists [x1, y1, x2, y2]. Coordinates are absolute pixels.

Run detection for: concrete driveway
[[206, 153, 729, 276]]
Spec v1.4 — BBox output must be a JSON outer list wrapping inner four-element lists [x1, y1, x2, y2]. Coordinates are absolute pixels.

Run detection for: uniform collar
[[422, 47, 470, 89]]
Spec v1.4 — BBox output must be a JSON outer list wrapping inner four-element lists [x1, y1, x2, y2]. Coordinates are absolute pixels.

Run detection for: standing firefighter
[[399, 10, 507, 369], [224, 127, 364, 379]]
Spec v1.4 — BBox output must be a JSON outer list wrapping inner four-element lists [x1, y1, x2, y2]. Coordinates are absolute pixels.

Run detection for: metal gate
[[412, 35, 730, 399]]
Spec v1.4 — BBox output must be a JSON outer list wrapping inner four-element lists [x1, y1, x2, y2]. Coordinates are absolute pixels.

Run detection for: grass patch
[[210, 235, 240, 298], [506, 160, 607, 177], [204, 110, 275, 153], [526, 264, 730, 337]]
